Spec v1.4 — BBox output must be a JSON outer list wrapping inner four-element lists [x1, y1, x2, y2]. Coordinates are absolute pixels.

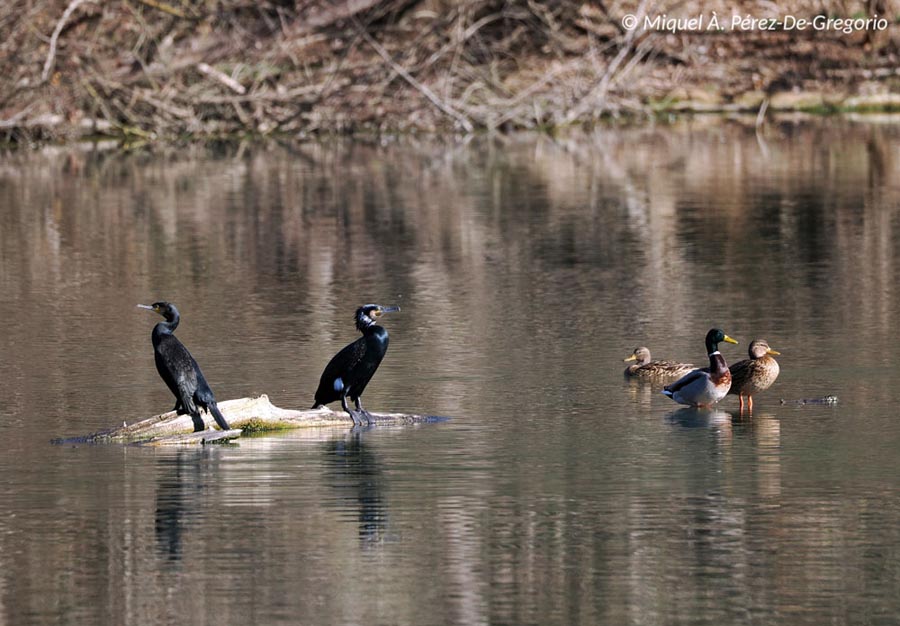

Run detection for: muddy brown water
[[2, 119, 900, 625]]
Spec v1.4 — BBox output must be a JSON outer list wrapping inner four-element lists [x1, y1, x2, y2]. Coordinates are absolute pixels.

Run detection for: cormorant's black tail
[[208, 401, 231, 431]]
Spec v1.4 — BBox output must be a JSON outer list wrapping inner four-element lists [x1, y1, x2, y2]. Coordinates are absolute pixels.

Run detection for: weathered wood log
[[53, 395, 445, 445], [138, 429, 244, 446]]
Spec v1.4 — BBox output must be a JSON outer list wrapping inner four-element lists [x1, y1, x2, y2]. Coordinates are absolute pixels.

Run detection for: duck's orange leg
[[748, 395, 754, 412], [738, 394, 745, 412]]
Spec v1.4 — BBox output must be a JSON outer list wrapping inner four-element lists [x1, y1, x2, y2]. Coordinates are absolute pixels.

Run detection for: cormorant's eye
[[373, 309, 382, 317]]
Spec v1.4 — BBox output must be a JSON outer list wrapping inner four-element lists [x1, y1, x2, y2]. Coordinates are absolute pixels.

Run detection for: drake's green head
[[705, 328, 738, 353]]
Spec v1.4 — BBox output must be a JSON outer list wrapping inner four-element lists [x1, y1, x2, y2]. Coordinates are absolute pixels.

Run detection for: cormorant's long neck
[[151, 315, 179, 345], [363, 324, 387, 339], [362, 324, 389, 354], [356, 313, 388, 345]]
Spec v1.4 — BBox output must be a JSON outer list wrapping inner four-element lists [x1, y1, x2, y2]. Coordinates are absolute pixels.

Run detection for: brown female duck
[[623, 347, 695, 380], [728, 339, 780, 411]]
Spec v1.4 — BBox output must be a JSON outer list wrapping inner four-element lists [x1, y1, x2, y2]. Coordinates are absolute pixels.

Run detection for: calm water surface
[[2, 119, 900, 625]]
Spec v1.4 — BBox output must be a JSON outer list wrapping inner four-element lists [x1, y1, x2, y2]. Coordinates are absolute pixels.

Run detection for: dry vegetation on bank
[[2, 0, 900, 143]]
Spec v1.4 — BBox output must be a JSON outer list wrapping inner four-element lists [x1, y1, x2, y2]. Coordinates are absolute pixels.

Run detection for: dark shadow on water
[[321, 428, 387, 547], [665, 407, 733, 428], [154, 448, 212, 566]]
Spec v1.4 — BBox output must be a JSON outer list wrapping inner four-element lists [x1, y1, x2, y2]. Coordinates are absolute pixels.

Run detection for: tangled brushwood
[[1, 0, 898, 143]]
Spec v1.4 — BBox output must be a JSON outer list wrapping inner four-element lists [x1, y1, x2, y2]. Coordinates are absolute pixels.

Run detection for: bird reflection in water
[[733, 411, 783, 498], [321, 429, 387, 546], [665, 406, 733, 428], [624, 377, 656, 409], [154, 448, 214, 565]]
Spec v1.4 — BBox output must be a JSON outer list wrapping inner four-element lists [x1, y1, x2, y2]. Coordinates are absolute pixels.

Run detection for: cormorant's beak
[[723, 335, 739, 345], [766, 348, 781, 356], [137, 304, 154, 310], [380, 306, 400, 314], [623, 354, 638, 363]]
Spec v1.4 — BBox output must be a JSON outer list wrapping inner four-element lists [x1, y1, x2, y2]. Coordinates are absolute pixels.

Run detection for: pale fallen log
[[54, 395, 445, 445], [139, 429, 244, 446]]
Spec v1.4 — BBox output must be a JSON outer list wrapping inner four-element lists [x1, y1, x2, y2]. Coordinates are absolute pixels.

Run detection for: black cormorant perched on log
[[138, 301, 231, 432], [311, 304, 400, 425]]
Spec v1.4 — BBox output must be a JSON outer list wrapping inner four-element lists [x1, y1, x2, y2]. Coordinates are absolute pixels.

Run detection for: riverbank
[[2, 0, 900, 143]]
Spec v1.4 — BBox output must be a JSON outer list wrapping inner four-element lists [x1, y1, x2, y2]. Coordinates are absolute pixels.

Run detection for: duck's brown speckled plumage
[[728, 339, 780, 410], [623, 347, 695, 380]]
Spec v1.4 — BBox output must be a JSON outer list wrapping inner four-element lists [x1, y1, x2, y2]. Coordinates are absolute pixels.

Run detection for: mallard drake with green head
[[728, 339, 780, 411], [623, 347, 695, 380], [663, 329, 739, 407]]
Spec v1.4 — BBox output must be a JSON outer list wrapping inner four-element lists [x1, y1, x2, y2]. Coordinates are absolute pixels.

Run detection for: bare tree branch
[[135, 0, 186, 18], [42, 0, 90, 83], [361, 30, 474, 133], [197, 63, 246, 94]]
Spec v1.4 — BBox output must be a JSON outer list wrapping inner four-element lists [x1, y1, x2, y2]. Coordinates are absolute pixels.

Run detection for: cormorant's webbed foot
[[342, 394, 364, 427], [346, 409, 365, 426], [354, 399, 375, 425], [173, 400, 188, 415], [190, 414, 206, 432]]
